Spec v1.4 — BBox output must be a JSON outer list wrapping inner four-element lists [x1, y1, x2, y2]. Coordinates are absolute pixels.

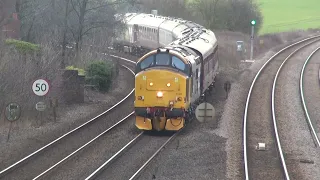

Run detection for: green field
[[257, 0, 320, 34]]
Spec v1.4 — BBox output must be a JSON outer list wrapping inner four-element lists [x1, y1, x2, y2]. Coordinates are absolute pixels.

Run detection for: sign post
[[250, 20, 256, 60], [32, 79, 50, 126]]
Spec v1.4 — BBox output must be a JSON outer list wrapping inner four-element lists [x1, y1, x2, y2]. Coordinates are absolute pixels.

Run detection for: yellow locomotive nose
[[134, 68, 188, 131]]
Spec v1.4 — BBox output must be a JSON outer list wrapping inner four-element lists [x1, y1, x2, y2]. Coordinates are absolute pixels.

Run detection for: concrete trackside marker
[[195, 102, 215, 123]]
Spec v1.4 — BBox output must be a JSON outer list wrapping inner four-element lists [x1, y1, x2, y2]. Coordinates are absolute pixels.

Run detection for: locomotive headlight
[[166, 83, 171, 87], [149, 82, 153, 86], [157, 91, 163, 98]]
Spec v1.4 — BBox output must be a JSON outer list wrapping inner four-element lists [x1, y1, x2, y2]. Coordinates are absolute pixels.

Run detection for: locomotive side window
[[156, 53, 170, 65], [172, 56, 185, 71], [140, 55, 154, 69]]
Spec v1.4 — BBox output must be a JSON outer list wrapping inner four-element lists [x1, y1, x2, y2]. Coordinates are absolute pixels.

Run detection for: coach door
[[133, 24, 138, 42]]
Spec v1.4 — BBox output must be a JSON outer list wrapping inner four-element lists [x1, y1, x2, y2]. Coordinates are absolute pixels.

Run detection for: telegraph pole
[[250, 20, 256, 60]]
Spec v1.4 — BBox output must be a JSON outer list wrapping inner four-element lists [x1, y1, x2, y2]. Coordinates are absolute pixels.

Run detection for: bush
[[85, 61, 114, 92], [5, 39, 40, 53], [65, 65, 86, 76]]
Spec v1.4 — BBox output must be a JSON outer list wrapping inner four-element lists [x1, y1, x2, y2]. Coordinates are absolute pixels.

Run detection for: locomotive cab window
[[156, 53, 170, 65], [172, 56, 185, 71], [139, 55, 154, 70], [136, 53, 190, 75]]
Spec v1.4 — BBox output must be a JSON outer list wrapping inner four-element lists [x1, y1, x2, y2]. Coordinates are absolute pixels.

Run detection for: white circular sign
[[32, 79, 50, 96], [195, 102, 215, 123]]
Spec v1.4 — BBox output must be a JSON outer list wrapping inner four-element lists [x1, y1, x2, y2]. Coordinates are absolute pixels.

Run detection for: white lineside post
[[250, 20, 256, 60]]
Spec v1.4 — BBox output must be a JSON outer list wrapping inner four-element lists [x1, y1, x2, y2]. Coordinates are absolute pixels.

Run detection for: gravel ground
[[0, 65, 134, 178], [275, 41, 320, 180]]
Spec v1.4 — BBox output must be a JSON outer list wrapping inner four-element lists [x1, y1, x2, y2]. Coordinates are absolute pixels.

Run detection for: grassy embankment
[[257, 0, 320, 34]]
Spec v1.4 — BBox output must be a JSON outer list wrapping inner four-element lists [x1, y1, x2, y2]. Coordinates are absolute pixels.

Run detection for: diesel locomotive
[[114, 13, 219, 131]]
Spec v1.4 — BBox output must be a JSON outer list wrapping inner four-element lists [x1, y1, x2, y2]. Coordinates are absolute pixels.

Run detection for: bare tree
[[191, 0, 220, 29], [61, 0, 71, 68], [191, 0, 263, 34], [67, 0, 136, 52]]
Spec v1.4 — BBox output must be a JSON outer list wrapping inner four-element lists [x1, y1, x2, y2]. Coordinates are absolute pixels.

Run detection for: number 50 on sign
[[32, 79, 50, 96]]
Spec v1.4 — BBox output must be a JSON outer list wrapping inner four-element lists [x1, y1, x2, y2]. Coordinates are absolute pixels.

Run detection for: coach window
[[156, 53, 170, 65]]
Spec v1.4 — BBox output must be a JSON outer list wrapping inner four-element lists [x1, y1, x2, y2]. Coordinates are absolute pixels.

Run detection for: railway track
[[299, 46, 320, 146], [243, 35, 320, 180], [0, 61, 136, 180], [85, 131, 180, 180]]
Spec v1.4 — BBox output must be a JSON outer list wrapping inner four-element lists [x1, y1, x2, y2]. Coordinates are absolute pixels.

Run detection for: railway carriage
[[114, 12, 219, 131]]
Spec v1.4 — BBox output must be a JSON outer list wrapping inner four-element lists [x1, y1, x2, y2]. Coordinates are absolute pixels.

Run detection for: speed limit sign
[[32, 79, 50, 96]]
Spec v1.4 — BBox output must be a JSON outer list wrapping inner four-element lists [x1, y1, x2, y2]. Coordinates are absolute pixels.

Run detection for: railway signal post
[[250, 20, 256, 60]]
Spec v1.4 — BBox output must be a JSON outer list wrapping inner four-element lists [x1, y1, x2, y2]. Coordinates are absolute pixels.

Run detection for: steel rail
[[271, 39, 320, 180], [85, 132, 144, 180], [299, 46, 320, 147], [109, 54, 137, 64], [0, 62, 136, 176], [129, 131, 181, 180], [243, 34, 320, 180]]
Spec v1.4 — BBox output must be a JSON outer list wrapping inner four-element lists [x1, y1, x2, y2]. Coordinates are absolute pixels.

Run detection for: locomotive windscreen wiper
[[172, 63, 177, 68], [146, 61, 153, 68]]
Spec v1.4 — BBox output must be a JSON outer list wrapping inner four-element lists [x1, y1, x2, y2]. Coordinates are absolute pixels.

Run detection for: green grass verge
[[257, 0, 320, 34]]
